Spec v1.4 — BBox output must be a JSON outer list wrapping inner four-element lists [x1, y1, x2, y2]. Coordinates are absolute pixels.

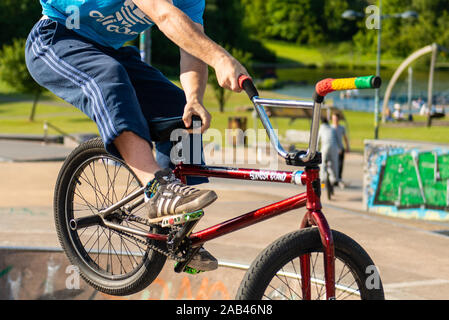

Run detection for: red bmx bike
[[53, 75, 384, 300]]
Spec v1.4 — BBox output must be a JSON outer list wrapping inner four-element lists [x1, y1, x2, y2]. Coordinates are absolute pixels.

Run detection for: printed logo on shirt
[[88, 0, 153, 36]]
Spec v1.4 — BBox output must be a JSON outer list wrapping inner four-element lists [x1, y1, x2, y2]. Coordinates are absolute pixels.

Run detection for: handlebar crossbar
[[238, 74, 381, 167]]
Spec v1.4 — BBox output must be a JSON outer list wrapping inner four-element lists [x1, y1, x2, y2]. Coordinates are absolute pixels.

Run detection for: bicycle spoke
[[266, 283, 291, 300], [90, 161, 110, 209], [291, 259, 303, 292], [275, 267, 302, 299], [310, 252, 325, 299], [280, 267, 295, 299], [82, 164, 102, 209]]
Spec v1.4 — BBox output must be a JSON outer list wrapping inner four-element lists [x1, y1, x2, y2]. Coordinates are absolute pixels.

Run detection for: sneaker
[[144, 168, 217, 222], [187, 247, 218, 272]]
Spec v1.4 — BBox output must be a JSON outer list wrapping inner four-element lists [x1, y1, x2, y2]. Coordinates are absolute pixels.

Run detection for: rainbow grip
[[315, 75, 380, 97]]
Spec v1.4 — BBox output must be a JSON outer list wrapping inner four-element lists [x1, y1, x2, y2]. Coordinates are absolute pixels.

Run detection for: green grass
[[343, 112, 449, 152], [263, 40, 325, 67], [0, 101, 98, 134], [263, 40, 403, 70]]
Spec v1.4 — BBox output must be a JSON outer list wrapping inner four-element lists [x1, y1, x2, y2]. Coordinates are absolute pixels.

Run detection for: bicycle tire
[[54, 137, 167, 296], [236, 228, 384, 300]]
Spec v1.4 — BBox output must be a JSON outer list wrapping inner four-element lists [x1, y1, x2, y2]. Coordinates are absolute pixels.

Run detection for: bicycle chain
[[113, 213, 192, 263]]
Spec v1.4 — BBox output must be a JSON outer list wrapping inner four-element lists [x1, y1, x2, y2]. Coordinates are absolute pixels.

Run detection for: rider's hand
[[214, 54, 249, 92], [183, 100, 211, 134]]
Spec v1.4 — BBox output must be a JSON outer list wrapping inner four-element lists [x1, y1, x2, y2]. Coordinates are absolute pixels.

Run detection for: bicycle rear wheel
[[236, 228, 384, 300], [54, 138, 166, 296]]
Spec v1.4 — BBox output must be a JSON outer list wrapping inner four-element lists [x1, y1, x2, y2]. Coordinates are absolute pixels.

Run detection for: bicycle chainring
[[113, 213, 193, 263]]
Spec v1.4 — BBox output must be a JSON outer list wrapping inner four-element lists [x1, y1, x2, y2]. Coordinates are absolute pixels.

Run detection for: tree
[[150, 0, 275, 76], [241, 0, 368, 45], [0, 0, 42, 48], [0, 39, 46, 121], [354, 0, 449, 58], [204, 0, 276, 63]]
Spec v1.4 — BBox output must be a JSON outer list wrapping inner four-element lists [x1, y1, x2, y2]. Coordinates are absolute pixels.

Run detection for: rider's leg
[[116, 46, 209, 186], [114, 131, 161, 185], [154, 139, 208, 185], [115, 39, 217, 272]]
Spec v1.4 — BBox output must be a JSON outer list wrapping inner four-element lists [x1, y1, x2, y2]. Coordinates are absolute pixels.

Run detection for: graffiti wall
[[364, 140, 449, 221], [0, 247, 245, 300]]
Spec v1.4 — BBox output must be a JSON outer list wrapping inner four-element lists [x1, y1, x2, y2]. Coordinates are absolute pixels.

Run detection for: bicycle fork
[[299, 167, 336, 300]]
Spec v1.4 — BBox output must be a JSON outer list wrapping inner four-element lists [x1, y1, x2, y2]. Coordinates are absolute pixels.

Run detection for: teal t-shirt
[[40, 0, 205, 49]]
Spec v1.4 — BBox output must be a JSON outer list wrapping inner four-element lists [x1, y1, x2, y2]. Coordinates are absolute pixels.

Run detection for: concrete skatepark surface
[[1, 141, 449, 300]]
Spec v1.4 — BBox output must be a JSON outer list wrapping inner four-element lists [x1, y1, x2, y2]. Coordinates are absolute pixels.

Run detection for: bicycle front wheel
[[54, 138, 166, 296], [236, 228, 384, 300]]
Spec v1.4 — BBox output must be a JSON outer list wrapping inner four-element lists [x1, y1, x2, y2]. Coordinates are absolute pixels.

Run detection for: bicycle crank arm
[[174, 246, 201, 273], [167, 212, 204, 252]]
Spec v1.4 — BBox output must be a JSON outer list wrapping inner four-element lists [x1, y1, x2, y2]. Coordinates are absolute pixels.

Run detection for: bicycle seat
[[148, 116, 201, 141]]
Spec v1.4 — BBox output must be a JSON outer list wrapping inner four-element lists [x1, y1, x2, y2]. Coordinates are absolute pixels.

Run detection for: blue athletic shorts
[[25, 18, 207, 184]]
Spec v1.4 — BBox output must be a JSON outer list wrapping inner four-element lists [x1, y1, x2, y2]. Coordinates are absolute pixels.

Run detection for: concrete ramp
[[0, 247, 247, 300]]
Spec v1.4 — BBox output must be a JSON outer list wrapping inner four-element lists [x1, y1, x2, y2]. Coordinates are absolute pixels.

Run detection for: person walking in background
[[318, 116, 341, 189], [331, 112, 350, 186]]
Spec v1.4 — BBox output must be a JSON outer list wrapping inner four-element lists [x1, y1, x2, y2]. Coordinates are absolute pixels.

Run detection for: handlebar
[[315, 75, 381, 100], [237, 74, 381, 166]]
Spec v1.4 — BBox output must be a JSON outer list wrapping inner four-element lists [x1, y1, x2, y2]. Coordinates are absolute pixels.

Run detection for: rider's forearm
[[133, 0, 230, 69], [180, 49, 208, 104]]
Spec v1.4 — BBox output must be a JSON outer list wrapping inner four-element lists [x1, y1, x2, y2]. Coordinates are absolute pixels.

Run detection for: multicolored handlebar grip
[[315, 75, 381, 99]]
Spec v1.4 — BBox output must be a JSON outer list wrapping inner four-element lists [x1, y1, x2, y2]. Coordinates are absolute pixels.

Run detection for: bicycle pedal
[[174, 262, 204, 275], [160, 210, 204, 228]]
